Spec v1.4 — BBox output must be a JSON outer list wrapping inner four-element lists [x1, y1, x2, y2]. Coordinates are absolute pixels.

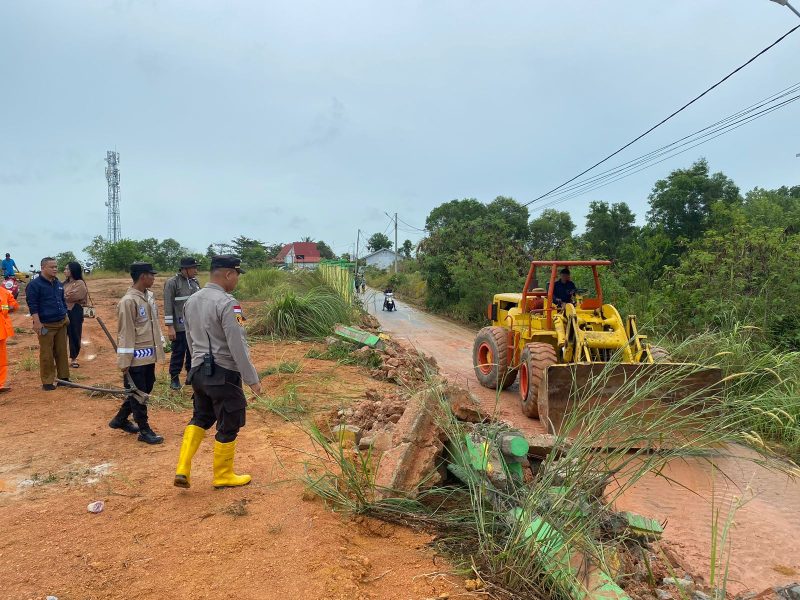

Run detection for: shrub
[[249, 286, 356, 339]]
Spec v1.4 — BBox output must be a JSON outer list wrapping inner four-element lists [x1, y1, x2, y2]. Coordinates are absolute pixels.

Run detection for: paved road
[[365, 287, 800, 593], [363, 288, 546, 436]]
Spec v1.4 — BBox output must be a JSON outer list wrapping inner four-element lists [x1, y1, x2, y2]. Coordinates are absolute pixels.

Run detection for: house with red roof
[[274, 242, 322, 270]]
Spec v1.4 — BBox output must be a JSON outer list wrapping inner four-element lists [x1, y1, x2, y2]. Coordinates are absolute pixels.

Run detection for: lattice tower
[[105, 150, 121, 242]]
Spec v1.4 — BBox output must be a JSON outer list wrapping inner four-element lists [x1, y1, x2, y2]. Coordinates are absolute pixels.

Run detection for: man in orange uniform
[[0, 280, 19, 392]]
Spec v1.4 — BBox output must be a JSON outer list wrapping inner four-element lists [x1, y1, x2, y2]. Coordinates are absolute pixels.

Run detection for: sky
[[1, 0, 798, 266]]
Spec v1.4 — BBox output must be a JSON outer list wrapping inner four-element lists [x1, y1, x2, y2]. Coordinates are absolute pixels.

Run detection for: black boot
[[170, 376, 182, 390], [109, 416, 140, 434], [138, 426, 164, 445]]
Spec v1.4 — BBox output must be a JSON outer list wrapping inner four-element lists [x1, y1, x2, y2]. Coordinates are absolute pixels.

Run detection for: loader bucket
[[538, 363, 724, 443]]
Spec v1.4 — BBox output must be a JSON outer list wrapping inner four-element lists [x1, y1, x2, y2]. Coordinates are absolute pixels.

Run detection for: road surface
[[365, 288, 800, 594]]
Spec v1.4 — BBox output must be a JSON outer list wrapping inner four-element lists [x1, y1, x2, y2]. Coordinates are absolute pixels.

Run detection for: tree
[[265, 243, 285, 261], [529, 209, 575, 256], [301, 236, 314, 243], [401, 239, 414, 259], [316, 240, 335, 259], [367, 232, 392, 252], [55, 251, 78, 270], [583, 201, 637, 259], [83, 236, 108, 266], [647, 158, 740, 243], [101, 239, 143, 271]]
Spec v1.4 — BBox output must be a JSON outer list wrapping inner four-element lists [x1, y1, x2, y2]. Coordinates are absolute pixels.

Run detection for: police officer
[[174, 255, 262, 489], [109, 262, 165, 445], [163, 257, 201, 389]]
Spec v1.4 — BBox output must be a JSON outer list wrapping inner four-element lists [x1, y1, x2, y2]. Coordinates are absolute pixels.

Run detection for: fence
[[319, 259, 356, 304]]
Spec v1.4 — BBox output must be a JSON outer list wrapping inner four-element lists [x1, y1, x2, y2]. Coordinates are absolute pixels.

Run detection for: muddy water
[[366, 290, 800, 593]]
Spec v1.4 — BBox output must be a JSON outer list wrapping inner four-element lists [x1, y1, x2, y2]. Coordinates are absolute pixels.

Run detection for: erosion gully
[[365, 289, 800, 594]]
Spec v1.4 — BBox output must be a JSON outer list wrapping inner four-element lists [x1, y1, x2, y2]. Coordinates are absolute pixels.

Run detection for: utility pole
[[769, 0, 800, 18], [394, 212, 398, 274]]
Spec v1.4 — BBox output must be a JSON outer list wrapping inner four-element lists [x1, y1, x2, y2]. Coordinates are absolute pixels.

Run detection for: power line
[[397, 216, 428, 232], [523, 23, 800, 209], [530, 90, 800, 212]]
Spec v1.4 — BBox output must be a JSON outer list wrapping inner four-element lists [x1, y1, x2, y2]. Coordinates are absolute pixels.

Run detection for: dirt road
[[0, 278, 460, 600], [366, 289, 800, 594]]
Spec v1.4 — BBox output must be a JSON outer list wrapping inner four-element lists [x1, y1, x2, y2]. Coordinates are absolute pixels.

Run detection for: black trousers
[[188, 366, 247, 443], [67, 305, 84, 360], [169, 331, 192, 379], [114, 364, 156, 428]]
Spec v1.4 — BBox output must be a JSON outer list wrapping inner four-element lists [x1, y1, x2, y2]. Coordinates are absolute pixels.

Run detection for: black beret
[[211, 255, 245, 273], [130, 262, 157, 274]]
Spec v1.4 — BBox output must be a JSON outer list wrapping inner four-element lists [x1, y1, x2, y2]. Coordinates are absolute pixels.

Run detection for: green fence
[[319, 259, 356, 304]]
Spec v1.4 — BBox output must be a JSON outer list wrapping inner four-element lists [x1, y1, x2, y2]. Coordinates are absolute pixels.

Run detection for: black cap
[[4, 253, 9, 258], [211, 255, 245, 273], [560, 267, 571, 275], [179, 257, 199, 269], [130, 262, 157, 275]]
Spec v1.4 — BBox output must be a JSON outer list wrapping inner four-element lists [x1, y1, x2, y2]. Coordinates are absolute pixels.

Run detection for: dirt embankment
[[0, 277, 461, 600]]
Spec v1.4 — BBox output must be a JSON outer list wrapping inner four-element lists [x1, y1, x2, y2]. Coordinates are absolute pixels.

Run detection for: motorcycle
[[3, 272, 28, 299], [382, 291, 396, 312]]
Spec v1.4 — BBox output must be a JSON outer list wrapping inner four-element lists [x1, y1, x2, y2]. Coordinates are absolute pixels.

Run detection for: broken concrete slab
[[334, 324, 384, 349], [331, 424, 362, 446], [442, 383, 488, 423]]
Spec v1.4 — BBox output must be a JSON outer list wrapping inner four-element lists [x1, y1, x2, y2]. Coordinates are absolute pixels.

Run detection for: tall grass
[[236, 268, 289, 300], [249, 286, 356, 339], [300, 361, 796, 598], [660, 322, 800, 457]]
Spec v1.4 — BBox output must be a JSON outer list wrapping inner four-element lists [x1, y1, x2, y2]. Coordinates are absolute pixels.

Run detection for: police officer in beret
[[174, 255, 262, 488], [109, 262, 166, 445], [163, 257, 201, 389]]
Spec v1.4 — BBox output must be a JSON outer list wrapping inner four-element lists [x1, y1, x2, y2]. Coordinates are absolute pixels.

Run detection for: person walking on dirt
[[63, 262, 88, 369], [2, 253, 19, 279], [163, 257, 201, 390], [109, 262, 166, 445], [25, 257, 69, 391], [174, 255, 262, 489], [0, 281, 19, 392]]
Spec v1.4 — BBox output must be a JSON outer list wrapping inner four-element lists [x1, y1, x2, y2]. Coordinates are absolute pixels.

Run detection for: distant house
[[274, 242, 322, 270], [363, 248, 401, 270]]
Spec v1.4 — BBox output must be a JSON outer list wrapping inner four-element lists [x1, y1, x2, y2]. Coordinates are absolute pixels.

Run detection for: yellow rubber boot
[[174, 425, 206, 488], [212, 440, 251, 488]]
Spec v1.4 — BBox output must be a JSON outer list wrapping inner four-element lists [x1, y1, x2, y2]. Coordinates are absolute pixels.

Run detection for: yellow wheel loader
[[473, 260, 721, 436]]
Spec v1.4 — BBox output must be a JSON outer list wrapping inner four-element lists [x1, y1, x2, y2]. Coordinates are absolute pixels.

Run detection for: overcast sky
[[1, 1, 798, 266]]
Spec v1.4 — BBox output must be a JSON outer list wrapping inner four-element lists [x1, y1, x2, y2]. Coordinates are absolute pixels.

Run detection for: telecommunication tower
[[105, 151, 121, 242]]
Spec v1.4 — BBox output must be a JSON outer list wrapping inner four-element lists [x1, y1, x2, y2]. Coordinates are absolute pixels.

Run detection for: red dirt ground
[[0, 278, 463, 600]]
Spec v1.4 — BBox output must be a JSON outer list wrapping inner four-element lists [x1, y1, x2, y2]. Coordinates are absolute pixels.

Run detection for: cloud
[[286, 97, 346, 153]]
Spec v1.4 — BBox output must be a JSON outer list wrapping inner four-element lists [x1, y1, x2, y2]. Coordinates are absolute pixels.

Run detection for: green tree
[[316, 240, 335, 259], [583, 201, 637, 259], [529, 209, 575, 256], [647, 158, 740, 243], [55, 251, 78, 270], [83, 236, 108, 266], [265, 243, 285, 261], [101, 239, 144, 271], [401, 239, 414, 259], [367, 232, 392, 252]]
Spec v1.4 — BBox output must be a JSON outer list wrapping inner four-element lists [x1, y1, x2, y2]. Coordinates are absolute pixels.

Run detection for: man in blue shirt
[[2, 253, 19, 278], [25, 257, 70, 390], [553, 267, 577, 306]]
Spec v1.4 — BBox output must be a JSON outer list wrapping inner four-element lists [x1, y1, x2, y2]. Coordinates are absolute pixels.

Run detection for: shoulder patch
[[232, 304, 245, 325]]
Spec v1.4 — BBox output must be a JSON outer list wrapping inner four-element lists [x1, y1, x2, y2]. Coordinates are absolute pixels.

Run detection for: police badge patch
[[138, 306, 147, 318], [233, 305, 244, 326]]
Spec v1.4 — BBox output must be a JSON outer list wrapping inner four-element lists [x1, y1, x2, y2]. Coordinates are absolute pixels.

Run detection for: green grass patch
[[305, 341, 382, 369], [147, 371, 193, 411], [252, 383, 309, 420], [259, 360, 302, 377], [249, 286, 357, 340], [18, 351, 38, 372]]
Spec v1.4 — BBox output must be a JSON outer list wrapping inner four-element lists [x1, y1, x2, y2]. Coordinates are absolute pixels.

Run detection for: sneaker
[[138, 428, 164, 445], [109, 417, 140, 434], [0, 387, 10, 393], [169, 378, 182, 391], [42, 384, 56, 391]]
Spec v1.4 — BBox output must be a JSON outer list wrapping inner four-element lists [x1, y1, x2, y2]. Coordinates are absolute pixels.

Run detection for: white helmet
[[3, 280, 13, 290]]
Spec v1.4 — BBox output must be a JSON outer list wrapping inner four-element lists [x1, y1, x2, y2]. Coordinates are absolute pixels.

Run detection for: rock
[[386, 369, 398, 381], [384, 346, 398, 358], [385, 357, 401, 368], [372, 430, 393, 452], [663, 577, 694, 591], [374, 388, 447, 498], [526, 433, 560, 458], [87, 500, 104, 514], [325, 336, 339, 347], [464, 578, 483, 592], [331, 424, 362, 446], [656, 591, 673, 600], [693, 592, 711, 600], [46, 597, 58, 600], [351, 346, 372, 357], [444, 384, 486, 423], [777, 584, 800, 600]]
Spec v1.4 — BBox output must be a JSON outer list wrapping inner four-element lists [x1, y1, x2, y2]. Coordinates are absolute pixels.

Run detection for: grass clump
[[305, 341, 382, 369], [252, 384, 309, 421], [18, 351, 38, 372], [236, 268, 289, 300], [260, 360, 302, 377], [249, 286, 356, 339], [147, 371, 193, 411]]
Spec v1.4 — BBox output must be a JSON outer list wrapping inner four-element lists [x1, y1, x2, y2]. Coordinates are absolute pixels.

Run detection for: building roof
[[275, 242, 322, 263], [362, 248, 400, 260]]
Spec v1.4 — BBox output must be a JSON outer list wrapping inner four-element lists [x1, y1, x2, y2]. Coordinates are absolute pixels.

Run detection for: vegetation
[[366, 232, 392, 252], [305, 341, 383, 369]]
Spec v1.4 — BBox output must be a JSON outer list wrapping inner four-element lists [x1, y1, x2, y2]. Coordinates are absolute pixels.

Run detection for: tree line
[[412, 158, 800, 348]]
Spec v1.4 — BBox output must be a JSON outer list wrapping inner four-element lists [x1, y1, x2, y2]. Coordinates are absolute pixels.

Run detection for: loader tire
[[649, 345, 671, 363], [519, 343, 557, 419], [473, 326, 517, 390]]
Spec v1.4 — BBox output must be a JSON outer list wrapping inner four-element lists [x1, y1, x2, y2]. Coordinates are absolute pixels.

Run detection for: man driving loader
[[552, 267, 577, 306]]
